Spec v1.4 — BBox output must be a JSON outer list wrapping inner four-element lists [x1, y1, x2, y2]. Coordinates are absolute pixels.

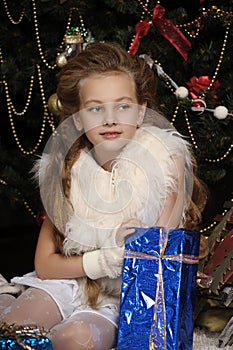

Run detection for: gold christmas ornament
[[65, 34, 83, 44], [56, 53, 67, 68], [47, 93, 62, 116]]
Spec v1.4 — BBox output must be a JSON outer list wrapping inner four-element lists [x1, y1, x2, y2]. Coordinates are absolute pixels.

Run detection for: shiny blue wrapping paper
[[0, 324, 53, 349], [117, 227, 200, 350], [0, 337, 52, 349]]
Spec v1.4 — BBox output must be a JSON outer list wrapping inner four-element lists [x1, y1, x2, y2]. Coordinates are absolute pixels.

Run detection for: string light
[[36, 64, 56, 134], [69, 7, 88, 36], [183, 21, 201, 39], [128, 0, 150, 53], [0, 46, 55, 154], [2, 0, 25, 24], [0, 178, 37, 219], [32, 0, 64, 69], [200, 221, 217, 234], [154, 58, 233, 162], [32, 1, 87, 70], [170, 105, 198, 151], [176, 8, 212, 39], [3, 67, 55, 155], [137, 0, 151, 16], [6, 98, 47, 156], [182, 107, 233, 162], [3, 76, 35, 117], [205, 144, 233, 163], [0, 4, 89, 156], [131, 2, 233, 233], [153, 22, 231, 163], [1, 1, 232, 220], [200, 197, 233, 233], [194, 24, 233, 163], [132, 4, 233, 44], [200, 25, 230, 99]]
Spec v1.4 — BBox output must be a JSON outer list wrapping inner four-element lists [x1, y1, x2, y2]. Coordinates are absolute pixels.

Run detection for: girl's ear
[[72, 112, 83, 131], [137, 102, 147, 127]]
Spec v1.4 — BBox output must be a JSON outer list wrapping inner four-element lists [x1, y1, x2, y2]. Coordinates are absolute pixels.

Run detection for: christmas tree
[[0, 0, 232, 229], [1, 0, 233, 343]]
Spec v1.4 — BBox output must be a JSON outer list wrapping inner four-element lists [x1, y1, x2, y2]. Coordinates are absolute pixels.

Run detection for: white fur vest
[[63, 125, 193, 256]]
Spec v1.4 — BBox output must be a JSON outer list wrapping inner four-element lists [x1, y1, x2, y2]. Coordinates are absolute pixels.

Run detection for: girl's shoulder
[[135, 125, 191, 155]]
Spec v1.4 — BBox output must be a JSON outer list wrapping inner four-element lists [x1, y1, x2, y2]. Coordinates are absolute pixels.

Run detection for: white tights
[[0, 287, 116, 350]]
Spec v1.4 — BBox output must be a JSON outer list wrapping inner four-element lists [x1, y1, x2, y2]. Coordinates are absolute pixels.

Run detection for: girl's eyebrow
[[84, 97, 134, 105]]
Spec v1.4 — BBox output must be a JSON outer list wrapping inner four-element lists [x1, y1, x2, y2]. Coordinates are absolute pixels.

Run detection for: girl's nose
[[103, 121, 117, 126], [103, 107, 118, 126]]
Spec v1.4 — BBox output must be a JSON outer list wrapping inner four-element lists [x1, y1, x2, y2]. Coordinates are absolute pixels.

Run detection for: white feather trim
[[0, 283, 25, 296], [30, 153, 51, 185], [64, 126, 193, 256]]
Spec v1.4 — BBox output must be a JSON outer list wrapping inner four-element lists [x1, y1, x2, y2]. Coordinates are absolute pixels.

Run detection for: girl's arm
[[34, 216, 86, 280]]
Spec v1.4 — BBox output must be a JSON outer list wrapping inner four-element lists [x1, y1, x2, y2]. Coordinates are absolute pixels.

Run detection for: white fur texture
[[64, 126, 192, 256]]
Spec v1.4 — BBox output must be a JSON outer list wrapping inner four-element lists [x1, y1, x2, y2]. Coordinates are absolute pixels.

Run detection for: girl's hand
[[83, 219, 148, 280], [83, 219, 149, 280], [116, 218, 149, 247]]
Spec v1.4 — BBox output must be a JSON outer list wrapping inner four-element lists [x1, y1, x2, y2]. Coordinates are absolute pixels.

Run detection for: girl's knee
[[0, 294, 16, 321], [51, 319, 96, 350]]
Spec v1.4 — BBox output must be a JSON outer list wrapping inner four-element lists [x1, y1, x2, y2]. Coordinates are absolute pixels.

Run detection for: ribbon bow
[[129, 4, 191, 61], [186, 75, 220, 99]]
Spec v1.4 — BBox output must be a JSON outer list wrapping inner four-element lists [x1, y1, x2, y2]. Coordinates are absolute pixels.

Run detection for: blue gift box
[[0, 324, 53, 349], [0, 338, 52, 349], [117, 227, 200, 350]]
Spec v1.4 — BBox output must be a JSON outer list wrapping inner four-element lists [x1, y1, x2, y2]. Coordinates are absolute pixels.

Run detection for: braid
[[86, 278, 101, 309], [184, 155, 208, 230]]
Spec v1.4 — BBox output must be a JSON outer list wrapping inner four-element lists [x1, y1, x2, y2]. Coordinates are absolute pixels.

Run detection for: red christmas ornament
[[186, 76, 220, 101], [191, 98, 206, 114]]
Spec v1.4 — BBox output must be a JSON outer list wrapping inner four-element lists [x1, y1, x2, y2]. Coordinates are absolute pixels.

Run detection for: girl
[[0, 42, 207, 350]]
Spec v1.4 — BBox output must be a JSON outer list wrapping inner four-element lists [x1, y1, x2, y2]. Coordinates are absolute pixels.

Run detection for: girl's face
[[73, 72, 146, 169]]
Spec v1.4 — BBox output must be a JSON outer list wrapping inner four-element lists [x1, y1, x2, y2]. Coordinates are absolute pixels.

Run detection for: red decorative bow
[[129, 4, 191, 60], [186, 76, 220, 99]]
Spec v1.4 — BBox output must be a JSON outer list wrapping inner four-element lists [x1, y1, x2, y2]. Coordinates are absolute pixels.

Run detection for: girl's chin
[[93, 139, 129, 166], [95, 138, 129, 152]]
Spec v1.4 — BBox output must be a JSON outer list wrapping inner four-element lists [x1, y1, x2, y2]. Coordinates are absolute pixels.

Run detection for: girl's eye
[[87, 105, 103, 113], [118, 103, 130, 111]]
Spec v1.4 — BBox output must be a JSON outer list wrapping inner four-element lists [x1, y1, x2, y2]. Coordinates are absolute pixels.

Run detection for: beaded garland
[[1, 0, 233, 222], [130, 2, 233, 164]]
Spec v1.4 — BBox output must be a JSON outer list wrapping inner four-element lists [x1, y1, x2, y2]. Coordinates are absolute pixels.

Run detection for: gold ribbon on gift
[[124, 227, 199, 350], [0, 322, 50, 350]]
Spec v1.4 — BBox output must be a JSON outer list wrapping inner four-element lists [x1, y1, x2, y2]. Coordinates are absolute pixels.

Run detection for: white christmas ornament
[[213, 106, 228, 120], [175, 86, 189, 99]]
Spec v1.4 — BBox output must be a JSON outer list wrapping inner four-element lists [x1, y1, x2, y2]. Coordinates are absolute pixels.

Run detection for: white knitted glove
[[83, 246, 124, 279]]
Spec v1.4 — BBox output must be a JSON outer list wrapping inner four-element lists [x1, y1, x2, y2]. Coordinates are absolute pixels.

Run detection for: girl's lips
[[101, 132, 121, 139]]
